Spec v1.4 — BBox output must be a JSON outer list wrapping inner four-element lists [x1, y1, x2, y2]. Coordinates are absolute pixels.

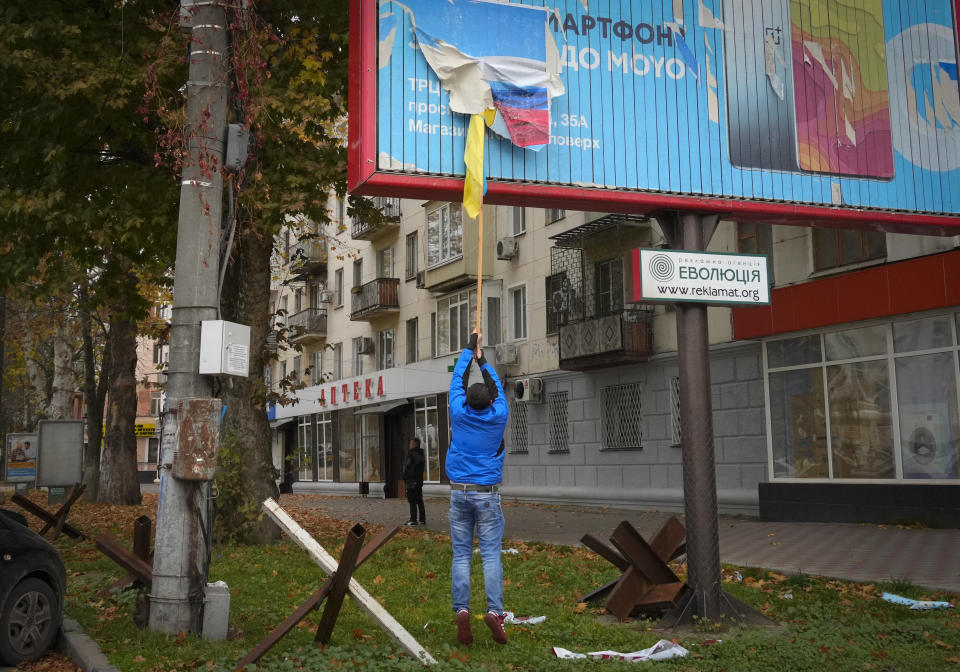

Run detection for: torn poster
[[400, 0, 564, 149], [552, 639, 690, 662]]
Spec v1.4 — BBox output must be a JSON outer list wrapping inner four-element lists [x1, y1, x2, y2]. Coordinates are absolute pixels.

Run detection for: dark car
[[0, 508, 66, 665]]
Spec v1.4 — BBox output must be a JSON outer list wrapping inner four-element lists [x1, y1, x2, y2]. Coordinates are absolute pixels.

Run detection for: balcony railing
[[288, 308, 328, 342], [350, 277, 400, 320], [352, 197, 401, 241], [290, 237, 327, 277], [558, 310, 653, 371]]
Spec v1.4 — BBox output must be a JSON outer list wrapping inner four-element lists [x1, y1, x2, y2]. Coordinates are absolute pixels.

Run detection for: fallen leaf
[[573, 602, 588, 614]]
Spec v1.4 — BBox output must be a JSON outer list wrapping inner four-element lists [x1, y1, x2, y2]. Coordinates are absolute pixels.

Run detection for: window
[[765, 315, 960, 482], [430, 312, 437, 358], [377, 246, 394, 278], [548, 391, 569, 453], [670, 376, 682, 447], [279, 296, 289, 326], [378, 329, 395, 370], [353, 338, 365, 376], [334, 269, 344, 307], [405, 232, 418, 280], [426, 203, 463, 267], [508, 284, 527, 341], [148, 438, 160, 466], [434, 284, 502, 355], [512, 208, 526, 235], [509, 401, 528, 453], [310, 350, 323, 386], [298, 413, 333, 482], [406, 318, 419, 364], [337, 198, 346, 226], [293, 356, 302, 383], [813, 228, 886, 272], [280, 361, 288, 384], [414, 396, 442, 482], [264, 365, 274, 392], [595, 259, 623, 316], [150, 392, 163, 416], [738, 223, 774, 284], [546, 272, 579, 334], [152, 343, 166, 366], [353, 259, 363, 290], [294, 287, 304, 313], [601, 383, 643, 450], [309, 281, 320, 309], [546, 208, 565, 224], [332, 343, 343, 381]]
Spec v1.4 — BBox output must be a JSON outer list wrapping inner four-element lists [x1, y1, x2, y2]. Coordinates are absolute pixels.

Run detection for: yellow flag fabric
[[463, 113, 486, 219]]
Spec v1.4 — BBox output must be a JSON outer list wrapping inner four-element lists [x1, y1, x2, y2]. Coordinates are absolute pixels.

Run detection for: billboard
[[5, 433, 38, 483], [36, 420, 83, 487], [350, 0, 960, 230]]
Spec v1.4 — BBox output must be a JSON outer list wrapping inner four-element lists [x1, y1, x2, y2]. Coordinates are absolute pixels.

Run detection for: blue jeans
[[449, 490, 505, 615]]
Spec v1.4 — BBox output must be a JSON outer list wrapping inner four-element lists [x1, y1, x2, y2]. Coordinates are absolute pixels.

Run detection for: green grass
[[39, 497, 960, 671]]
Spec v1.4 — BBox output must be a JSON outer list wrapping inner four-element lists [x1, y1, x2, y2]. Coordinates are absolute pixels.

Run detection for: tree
[[0, 0, 181, 503]]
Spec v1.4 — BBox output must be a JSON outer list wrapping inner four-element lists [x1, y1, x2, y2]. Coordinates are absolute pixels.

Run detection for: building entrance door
[[383, 406, 413, 499]]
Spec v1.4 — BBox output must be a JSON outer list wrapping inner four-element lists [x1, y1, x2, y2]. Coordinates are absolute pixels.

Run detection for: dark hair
[[466, 382, 491, 410], [410, 437, 421, 449]]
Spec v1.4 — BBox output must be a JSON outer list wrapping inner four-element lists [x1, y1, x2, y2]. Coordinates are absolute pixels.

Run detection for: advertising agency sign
[[634, 249, 770, 305]]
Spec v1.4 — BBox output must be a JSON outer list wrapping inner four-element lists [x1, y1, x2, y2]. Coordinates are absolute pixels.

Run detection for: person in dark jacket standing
[[446, 331, 509, 646], [403, 437, 426, 526]]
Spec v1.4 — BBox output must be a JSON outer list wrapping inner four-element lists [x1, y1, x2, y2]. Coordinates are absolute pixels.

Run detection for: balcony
[[350, 278, 400, 321], [558, 310, 653, 371], [352, 197, 401, 241], [288, 308, 328, 344], [290, 237, 327, 279]]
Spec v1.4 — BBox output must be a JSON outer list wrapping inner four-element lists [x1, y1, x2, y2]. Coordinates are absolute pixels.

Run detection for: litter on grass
[[881, 592, 953, 610], [473, 547, 520, 554], [552, 639, 689, 662], [503, 611, 545, 625]]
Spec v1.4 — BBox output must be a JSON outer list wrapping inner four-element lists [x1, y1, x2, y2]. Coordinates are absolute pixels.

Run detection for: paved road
[[280, 492, 960, 595]]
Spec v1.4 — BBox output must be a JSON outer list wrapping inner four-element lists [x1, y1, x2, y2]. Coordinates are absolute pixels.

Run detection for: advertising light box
[[350, 0, 960, 229]]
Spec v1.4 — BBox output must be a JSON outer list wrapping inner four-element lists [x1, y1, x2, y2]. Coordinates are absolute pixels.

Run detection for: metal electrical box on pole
[[149, 0, 228, 636]]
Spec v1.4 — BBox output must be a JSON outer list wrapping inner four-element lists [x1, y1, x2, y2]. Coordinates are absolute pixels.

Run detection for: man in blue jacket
[[446, 331, 509, 645]]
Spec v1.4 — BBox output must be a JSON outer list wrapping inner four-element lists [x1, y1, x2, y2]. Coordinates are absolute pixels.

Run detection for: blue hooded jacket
[[445, 348, 509, 485]]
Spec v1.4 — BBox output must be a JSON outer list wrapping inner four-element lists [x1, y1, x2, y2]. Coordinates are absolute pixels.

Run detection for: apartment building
[[133, 306, 169, 483], [266, 198, 960, 526]]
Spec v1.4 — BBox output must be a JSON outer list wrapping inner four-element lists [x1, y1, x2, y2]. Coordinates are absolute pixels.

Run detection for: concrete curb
[[60, 616, 121, 672]]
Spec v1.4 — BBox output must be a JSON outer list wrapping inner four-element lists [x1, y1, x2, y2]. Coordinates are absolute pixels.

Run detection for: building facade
[[266, 198, 960, 526]]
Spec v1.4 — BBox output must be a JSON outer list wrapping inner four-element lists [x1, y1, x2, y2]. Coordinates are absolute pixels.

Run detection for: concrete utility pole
[[149, 0, 228, 635]]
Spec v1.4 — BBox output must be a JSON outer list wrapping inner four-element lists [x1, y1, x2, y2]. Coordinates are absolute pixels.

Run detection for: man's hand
[[468, 330, 481, 359]]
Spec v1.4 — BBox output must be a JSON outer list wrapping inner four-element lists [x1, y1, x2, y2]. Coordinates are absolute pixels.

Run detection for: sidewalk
[[278, 492, 960, 595]]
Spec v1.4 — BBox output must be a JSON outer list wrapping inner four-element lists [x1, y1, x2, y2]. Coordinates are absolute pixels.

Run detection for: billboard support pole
[[662, 212, 724, 619]]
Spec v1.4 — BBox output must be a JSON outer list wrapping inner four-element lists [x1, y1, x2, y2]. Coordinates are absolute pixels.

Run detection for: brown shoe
[[484, 611, 507, 644], [456, 609, 473, 645]]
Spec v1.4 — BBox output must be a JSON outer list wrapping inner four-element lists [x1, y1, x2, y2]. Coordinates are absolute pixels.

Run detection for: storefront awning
[[269, 417, 296, 429], [354, 399, 410, 415]]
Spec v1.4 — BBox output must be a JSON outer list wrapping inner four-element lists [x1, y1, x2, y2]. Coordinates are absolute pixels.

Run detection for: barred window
[[509, 400, 529, 453], [670, 376, 682, 447], [601, 383, 643, 450], [548, 391, 570, 453]]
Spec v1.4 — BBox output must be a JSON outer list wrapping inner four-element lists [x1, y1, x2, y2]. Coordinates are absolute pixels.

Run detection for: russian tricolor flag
[[401, 0, 561, 149]]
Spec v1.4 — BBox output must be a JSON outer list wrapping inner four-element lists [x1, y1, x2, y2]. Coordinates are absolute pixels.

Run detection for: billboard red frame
[[349, 0, 960, 235]]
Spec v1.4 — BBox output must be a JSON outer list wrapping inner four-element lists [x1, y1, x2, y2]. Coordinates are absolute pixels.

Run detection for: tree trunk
[[99, 312, 141, 505], [214, 219, 280, 544], [48, 318, 76, 419], [80, 285, 107, 500]]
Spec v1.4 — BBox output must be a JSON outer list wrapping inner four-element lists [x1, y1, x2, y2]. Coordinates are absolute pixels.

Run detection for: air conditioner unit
[[495, 343, 519, 366], [318, 290, 333, 304], [513, 377, 543, 404], [356, 337, 374, 355], [415, 270, 425, 289], [496, 237, 519, 260]]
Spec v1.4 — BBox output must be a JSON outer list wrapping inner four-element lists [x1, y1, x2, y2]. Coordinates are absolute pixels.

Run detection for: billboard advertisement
[[5, 433, 38, 483], [351, 0, 960, 229]]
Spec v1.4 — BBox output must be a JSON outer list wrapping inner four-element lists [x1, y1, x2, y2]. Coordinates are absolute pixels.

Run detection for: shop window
[[813, 228, 885, 272], [601, 383, 643, 450], [426, 203, 463, 267], [548, 391, 569, 453], [415, 396, 442, 482], [765, 316, 960, 481]]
